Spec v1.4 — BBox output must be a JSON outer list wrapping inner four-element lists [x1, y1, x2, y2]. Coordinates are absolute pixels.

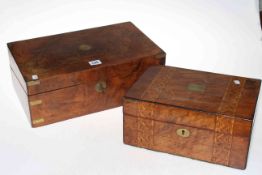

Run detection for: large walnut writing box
[[8, 22, 165, 127], [123, 66, 260, 169]]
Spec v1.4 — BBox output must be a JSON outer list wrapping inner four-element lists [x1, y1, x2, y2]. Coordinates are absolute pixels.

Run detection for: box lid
[[125, 66, 261, 120], [8, 22, 164, 95]]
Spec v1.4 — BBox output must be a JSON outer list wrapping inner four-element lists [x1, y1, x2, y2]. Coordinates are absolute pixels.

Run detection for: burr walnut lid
[[125, 66, 261, 120]]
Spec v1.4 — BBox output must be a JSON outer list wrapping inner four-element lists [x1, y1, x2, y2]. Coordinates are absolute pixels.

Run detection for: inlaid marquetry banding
[[218, 77, 246, 115], [211, 115, 235, 165], [137, 67, 181, 150], [137, 118, 154, 148], [211, 77, 246, 165], [141, 67, 174, 101], [137, 102, 156, 119]]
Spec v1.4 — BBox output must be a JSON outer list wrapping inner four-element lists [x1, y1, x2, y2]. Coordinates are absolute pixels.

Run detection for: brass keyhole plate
[[95, 81, 107, 93], [176, 128, 190, 137]]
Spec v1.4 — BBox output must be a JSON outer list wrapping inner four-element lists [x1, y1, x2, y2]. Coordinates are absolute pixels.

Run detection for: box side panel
[[123, 113, 214, 162], [11, 69, 31, 124], [123, 99, 252, 169], [229, 136, 250, 169], [123, 114, 138, 146], [124, 99, 252, 138], [29, 55, 164, 127], [228, 119, 253, 169], [29, 84, 86, 127], [153, 120, 214, 161]]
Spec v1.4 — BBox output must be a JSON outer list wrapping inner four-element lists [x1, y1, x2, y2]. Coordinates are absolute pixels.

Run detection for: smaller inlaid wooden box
[[123, 66, 261, 169], [8, 22, 165, 127]]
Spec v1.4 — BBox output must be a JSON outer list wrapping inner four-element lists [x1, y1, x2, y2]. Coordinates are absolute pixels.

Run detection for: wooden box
[[8, 22, 165, 127], [123, 66, 260, 169]]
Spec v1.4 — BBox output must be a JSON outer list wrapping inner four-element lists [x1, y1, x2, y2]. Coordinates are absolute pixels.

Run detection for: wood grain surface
[[123, 66, 260, 169], [9, 22, 165, 127]]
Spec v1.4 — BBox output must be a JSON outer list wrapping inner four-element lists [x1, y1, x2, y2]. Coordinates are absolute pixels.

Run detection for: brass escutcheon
[[95, 81, 107, 93], [176, 128, 190, 137], [79, 44, 92, 51]]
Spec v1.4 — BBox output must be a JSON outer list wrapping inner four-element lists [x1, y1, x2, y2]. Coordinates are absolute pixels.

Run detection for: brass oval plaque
[[79, 44, 92, 51], [95, 81, 107, 93], [176, 128, 190, 138]]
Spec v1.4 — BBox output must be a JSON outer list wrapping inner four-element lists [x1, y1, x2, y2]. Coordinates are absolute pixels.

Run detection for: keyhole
[[176, 128, 190, 137]]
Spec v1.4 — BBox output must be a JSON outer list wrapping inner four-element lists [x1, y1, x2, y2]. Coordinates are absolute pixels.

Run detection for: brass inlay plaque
[[27, 80, 40, 86], [79, 44, 92, 51], [187, 83, 205, 93], [32, 118, 45, 125], [95, 81, 107, 93], [176, 128, 190, 137], [30, 100, 42, 106]]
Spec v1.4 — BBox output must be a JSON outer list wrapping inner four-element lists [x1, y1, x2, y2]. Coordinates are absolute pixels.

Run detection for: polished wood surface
[[8, 22, 165, 95], [9, 22, 165, 127], [123, 66, 260, 169], [125, 66, 260, 120]]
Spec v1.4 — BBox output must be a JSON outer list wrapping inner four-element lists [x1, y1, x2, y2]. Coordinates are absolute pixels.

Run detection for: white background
[[0, 0, 262, 174]]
